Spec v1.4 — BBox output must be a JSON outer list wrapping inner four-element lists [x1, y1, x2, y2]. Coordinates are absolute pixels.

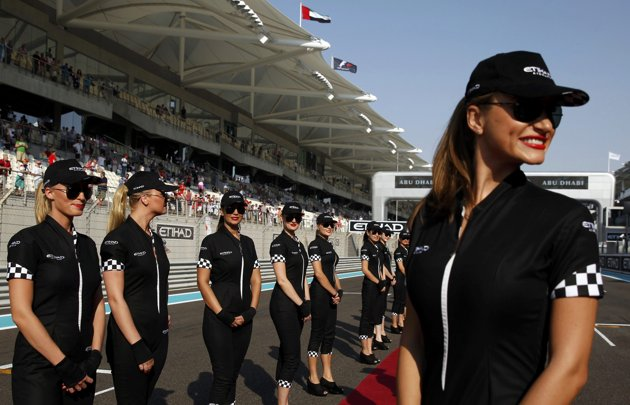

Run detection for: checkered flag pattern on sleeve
[[197, 258, 212, 270], [101, 259, 125, 272], [270, 254, 286, 263], [551, 264, 604, 299], [6, 262, 33, 280], [309, 254, 321, 263]]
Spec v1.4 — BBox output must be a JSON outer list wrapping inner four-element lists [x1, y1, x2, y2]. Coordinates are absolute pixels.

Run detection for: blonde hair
[[107, 185, 147, 232], [34, 182, 52, 224]]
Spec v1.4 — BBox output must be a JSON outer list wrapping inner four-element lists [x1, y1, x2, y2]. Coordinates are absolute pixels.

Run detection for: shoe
[[307, 378, 328, 396], [382, 335, 392, 343], [372, 340, 389, 351], [359, 352, 379, 365], [390, 326, 402, 334], [321, 378, 344, 395]]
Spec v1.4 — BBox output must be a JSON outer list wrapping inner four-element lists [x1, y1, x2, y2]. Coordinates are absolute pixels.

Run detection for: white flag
[[609, 152, 621, 161]]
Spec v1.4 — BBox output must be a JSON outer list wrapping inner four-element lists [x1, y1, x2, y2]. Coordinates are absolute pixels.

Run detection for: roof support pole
[[179, 12, 186, 82], [250, 67, 255, 116]]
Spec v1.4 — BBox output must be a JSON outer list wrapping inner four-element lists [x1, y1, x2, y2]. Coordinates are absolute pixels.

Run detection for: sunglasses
[[50, 183, 94, 200], [370, 230, 382, 235], [284, 214, 302, 223], [479, 99, 563, 129], [319, 222, 335, 228], [224, 204, 245, 215]]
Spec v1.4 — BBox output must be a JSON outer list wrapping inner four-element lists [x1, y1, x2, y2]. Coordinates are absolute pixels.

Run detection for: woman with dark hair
[[101, 171, 177, 404], [357, 221, 386, 365], [390, 231, 410, 334], [7, 159, 105, 404], [197, 190, 262, 405], [375, 228, 395, 349], [397, 51, 604, 404], [269, 202, 310, 405], [306, 213, 344, 396]]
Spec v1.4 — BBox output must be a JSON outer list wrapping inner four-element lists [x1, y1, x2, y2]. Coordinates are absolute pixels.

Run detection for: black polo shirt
[[197, 226, 260, 314], [380, 241, 392, 273], [100, 216, 170, 347], [270, 231, 308, 301], [360, 241, 382, 280], [394, 245, 408, 274], [308, 235, 339, 288], [7, 216, 101, 357], [407, 169, 604, 404]]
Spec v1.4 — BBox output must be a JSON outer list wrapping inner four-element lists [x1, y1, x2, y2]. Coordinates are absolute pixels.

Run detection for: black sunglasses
[[370, 230, 382, 235], [479, 99, 563, 129], [224, 204, 245, 215], [319, 222, 335, 228], [284, 214, 302, 223], [51, 183, 93, 200]]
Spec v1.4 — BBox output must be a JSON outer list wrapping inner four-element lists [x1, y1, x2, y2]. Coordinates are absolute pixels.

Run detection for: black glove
[[54, 357, 86, 388], [216, 309, 235, 326], [241, 307, 257, 323], [336, 289, 344, 299], [299, 300, 311, 318], [80, 349, 102, 377], [131, 339, 153, 365], [377, 280, 387, 291]]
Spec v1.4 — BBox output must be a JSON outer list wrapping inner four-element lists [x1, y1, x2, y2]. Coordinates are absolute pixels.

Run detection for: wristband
[[81, 349, 102, 376], [299, 300, 311, 318], [54, 357, 86, 387], [216, 309, 235, 326], [377, 280, 387, 290], [337, 289, 344, 299], [131, 339, 152, 365], [241, 307, 257, 323]]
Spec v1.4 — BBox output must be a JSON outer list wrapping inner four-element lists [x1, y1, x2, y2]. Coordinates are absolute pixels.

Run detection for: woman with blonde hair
[[101, 171, 177, 404], [398, 51, 603, 404], [7, 159, 105, 404]]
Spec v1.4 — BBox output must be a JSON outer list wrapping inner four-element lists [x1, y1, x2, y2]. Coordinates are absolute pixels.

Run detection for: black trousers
[[376, 282, 390, 323], [202, 305, 253, 405], [270, 298, 304, 385], [307, 284, 337, 355], [107, 327, 169, 405], [358, 278, 379, 338], [392, 271, 406, 314], [12, 354, 96, 405]]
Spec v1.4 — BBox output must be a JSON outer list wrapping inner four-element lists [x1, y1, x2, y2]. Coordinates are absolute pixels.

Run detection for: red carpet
[[338, 349, 399, 405]]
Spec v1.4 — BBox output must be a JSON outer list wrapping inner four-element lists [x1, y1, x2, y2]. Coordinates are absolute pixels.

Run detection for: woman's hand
[[62, 374, 94, 394], [231, 315, 245, 328], [138, 358, 155, 374]]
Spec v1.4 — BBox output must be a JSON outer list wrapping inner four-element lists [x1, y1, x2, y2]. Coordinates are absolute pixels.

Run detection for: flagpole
[[331, 56, 333, 69], [299, 2, 302, 27], [608, 156, 611, 173]]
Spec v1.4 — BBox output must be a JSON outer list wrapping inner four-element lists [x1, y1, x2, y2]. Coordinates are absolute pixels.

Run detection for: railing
[[0, 257, 362, 311]]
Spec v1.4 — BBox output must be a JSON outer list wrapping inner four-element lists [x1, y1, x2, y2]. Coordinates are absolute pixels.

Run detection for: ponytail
[[215, 214, 225, 232], [107, 184, 129, 232], [34, 182, 51, 224]]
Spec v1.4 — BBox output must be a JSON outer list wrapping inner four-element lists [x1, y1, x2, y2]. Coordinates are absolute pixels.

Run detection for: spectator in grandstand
[[0, 153, 11, 190], [100, 171, 177, 404], [390, 231, 410, 334], [397, 51, 604, 405], [47, 148, 58, 166], [6, 159, 105, 404], [14, 135, 28, 162], [14, 158, 28, 196], [306, 213, 344, 396], [73, 138, 83, 162], [196, 191, 262, 405], [31, 159, 43, 189], [96, 170, 108, 206], [269, 202, 310, 404], [358, 221, 386, 365]]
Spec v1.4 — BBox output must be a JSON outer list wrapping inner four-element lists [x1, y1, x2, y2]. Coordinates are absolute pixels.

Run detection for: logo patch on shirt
[[219, 251, 233, 256], [133, 251, 147, 257], [200, 246, 207, 250], [104, 240, 119, 245], [272, 243, 281, 248], [291, 251, 299, 255], [9, 240, 21, 248], [582, 221, 596, 232], [46, 253, 66, 261], [413, 245, 430, 255]]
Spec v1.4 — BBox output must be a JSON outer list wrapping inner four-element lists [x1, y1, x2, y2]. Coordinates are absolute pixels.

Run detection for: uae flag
[[333, 57, 357, 73], [301, 5, 331, 23]]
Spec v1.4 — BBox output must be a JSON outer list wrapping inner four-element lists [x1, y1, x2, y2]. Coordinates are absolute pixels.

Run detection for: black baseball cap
[[125, 171, 178, 195], [366, 221, 381, 232], [282, 202, 303, 215], [382, 228, 392, 237], [43, 159, 99, 188], [399, 231, 411, 239], [221, 190, 246, 207], [316, 213, 337, 224], [465, 51, 589, 106]]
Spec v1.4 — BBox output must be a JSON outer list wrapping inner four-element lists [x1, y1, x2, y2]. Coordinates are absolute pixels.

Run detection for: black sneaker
[[321, 378, 344, 395]]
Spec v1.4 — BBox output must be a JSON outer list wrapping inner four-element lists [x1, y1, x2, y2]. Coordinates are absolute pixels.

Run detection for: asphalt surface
[[0, 275, 628, 404]]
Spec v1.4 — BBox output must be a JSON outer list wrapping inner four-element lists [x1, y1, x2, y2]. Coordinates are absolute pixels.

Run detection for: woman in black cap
[[374, 228, 395, 349], [390, 231, 410, 334], [357, 221, 386, 365], [305, 213, 343, 396], [398, 51, 603, 404], [7, 159, 105, 404], [197, 190, 262, 405], [269, 202, 310, 404], [101, 171, 178, 404]]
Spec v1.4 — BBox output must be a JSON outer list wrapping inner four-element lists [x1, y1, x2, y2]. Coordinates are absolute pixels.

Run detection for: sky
[[272, 0, 630, 173]]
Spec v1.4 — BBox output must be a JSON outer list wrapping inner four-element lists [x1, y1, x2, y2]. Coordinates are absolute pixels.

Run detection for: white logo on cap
[[467, 83, 480, 95], [133, 185, 144, 190], [228, 195, 240, 199], [523, 66, 551, 79], [69, 167, 85, 171]]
